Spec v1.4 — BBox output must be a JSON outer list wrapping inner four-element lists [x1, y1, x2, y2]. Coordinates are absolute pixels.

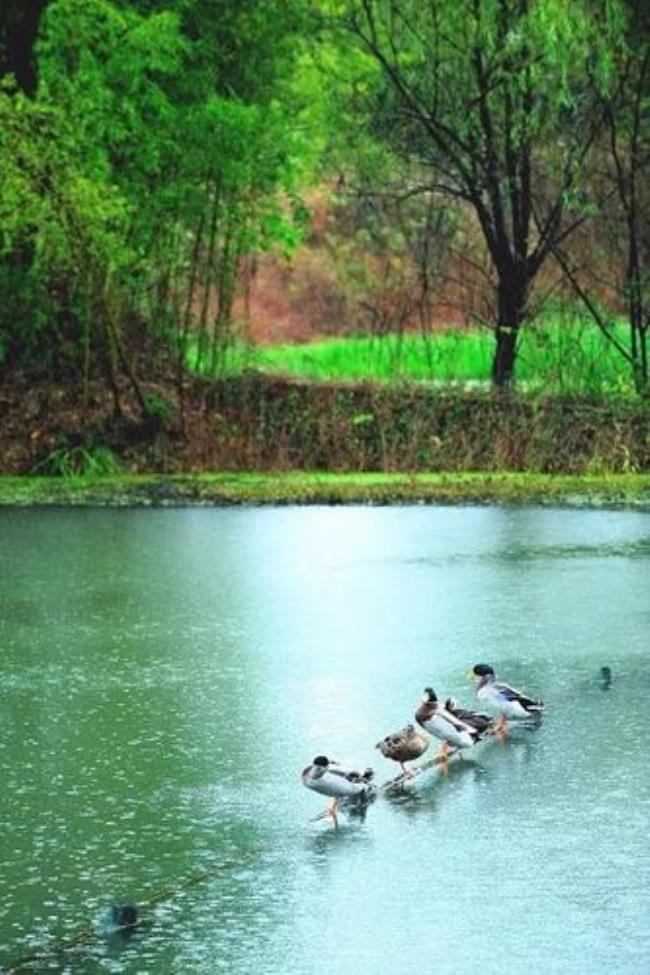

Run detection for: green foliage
[[0, 0, 318, 390], [143, 391, 174, 423], [34, 437, 121, 477], [0, 78, 131, 371]]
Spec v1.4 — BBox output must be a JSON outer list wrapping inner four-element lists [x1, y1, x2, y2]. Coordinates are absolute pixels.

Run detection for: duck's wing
[[445, 699, 488, 722], [438, 706, 478, 735], [495, 681, 543, 709], [326, 766, 367, 782], [450, 705, 492, 729]]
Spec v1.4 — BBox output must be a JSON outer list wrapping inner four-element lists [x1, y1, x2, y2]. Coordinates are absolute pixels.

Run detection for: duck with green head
[[415, 687, 484, 769], [301, 756, 374, 827], [471, 664, 544, 734]]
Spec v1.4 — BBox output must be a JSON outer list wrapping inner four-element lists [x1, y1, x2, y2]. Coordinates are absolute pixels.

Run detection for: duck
[[444, 697, 493, 733], [471, 664, 544, 733], [376, 723, 429, 777], [599, 666, 613, 690], [301, 756, 375, 826], [415, 688, 483, 768]]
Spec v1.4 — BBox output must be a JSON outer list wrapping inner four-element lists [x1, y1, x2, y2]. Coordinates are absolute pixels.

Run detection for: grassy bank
[[1, 472, 649, 508]]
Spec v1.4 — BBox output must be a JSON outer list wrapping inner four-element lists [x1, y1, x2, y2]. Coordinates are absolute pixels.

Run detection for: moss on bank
[[1, 472, 649, 508]]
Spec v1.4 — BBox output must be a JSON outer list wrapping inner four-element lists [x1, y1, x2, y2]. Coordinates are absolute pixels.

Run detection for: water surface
[[1, 506, 649, 973]]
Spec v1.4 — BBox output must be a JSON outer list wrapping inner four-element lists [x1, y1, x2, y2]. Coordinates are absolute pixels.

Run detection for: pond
[[1, 506, 649, 973]]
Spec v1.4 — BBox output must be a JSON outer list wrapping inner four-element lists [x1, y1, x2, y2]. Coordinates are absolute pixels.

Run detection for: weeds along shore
[[1, 375, 649, 492]]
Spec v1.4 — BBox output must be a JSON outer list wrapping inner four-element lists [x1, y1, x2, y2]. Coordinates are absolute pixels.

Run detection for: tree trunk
[[492, 326, 519, 387], [0, 1, 49, 95], [492, 270, 528, 387]]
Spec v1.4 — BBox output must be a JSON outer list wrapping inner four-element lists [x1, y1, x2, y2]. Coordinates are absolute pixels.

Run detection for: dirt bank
[[1, 371, 648, 476]]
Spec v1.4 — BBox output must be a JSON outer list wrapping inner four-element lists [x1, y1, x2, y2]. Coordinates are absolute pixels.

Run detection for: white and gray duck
[[376, 723, 429, 777], [471, 663, 544, 734], [415, 687, 484, 769], [301, 756, 375, 826]]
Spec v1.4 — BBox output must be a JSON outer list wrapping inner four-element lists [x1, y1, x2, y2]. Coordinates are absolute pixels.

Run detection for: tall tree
[[337, 0, 623, 385]]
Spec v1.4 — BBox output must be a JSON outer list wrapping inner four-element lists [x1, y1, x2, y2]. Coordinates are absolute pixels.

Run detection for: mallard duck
[[376, 723, 429, 776], [415, 688, 483, 767], [471, 664, 544, 733], [301, 756, 374, 826], [444, 697, 493, 733]]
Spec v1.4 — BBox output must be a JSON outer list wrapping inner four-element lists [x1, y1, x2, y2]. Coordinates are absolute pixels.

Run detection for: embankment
[[194, 376, 649, 474], [2, 373, 648, 477]]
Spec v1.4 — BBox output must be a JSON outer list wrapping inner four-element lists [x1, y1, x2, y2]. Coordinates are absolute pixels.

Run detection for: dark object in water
[[113, 904, 138, 928], [96, 903, 139, 938], [107, 904, 138, 933], [599, 666, 612, 689]]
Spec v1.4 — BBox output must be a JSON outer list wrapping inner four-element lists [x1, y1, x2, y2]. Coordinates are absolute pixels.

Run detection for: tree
[[336, 0, 624, 386]]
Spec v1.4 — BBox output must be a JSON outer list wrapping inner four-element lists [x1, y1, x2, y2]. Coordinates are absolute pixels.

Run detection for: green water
[[1, 507, 649, 973]]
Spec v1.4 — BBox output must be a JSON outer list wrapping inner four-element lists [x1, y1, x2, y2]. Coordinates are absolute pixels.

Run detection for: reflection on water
[[404, 535, 650, 565], [1, 506, 649, 973]]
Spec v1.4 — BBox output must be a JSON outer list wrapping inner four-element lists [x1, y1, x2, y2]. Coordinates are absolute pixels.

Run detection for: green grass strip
[[1, 472, 649, 508], [188, 314, 635, 397]]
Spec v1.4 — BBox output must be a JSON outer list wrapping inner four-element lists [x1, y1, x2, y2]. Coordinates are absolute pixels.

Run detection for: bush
[[33, 437, 121, 477]]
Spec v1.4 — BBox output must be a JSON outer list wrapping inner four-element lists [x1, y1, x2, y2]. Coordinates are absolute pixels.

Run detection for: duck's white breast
[[478, 684, 504, 711], [303, 771, 365, 799], [423, 714, 473, 748]]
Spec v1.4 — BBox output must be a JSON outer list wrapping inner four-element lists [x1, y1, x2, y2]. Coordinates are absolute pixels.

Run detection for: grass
[[189, 313, 634, 396], [1, 472, 649, 508]]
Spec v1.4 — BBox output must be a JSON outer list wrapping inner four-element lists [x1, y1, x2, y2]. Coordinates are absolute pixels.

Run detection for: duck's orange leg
[[326, 798, 339, 828], [494, 716, 509, 742], [436, 742, 452, 775]]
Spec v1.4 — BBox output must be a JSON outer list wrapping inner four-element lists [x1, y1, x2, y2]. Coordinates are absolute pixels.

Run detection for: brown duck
[[376, 723, 429, 776]]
